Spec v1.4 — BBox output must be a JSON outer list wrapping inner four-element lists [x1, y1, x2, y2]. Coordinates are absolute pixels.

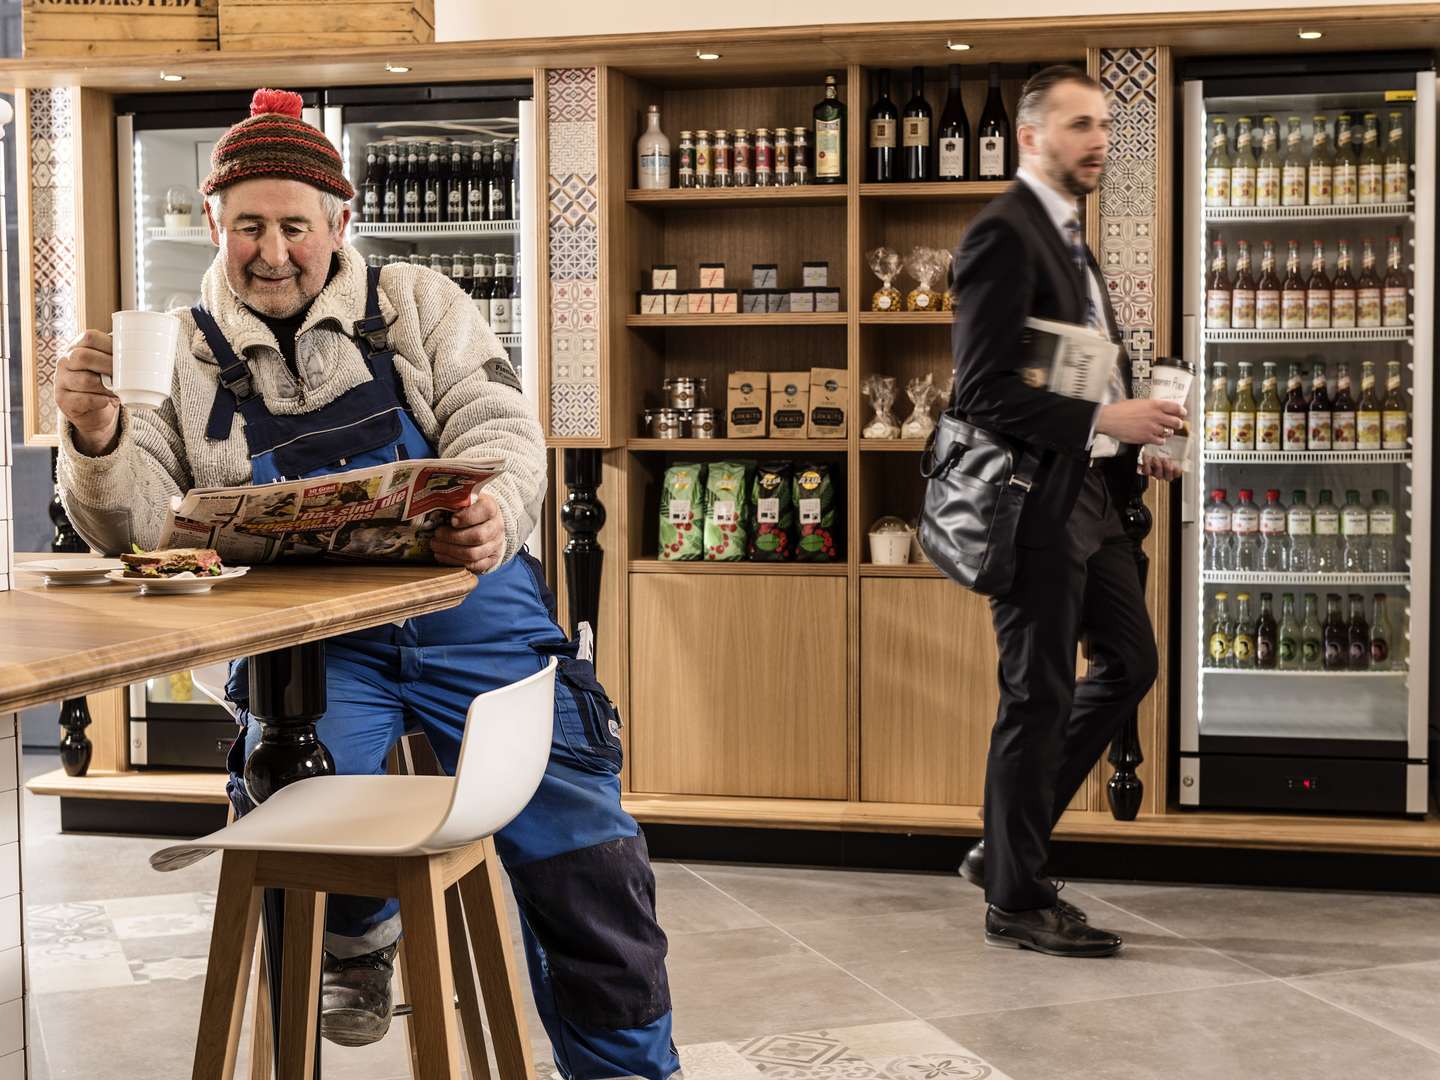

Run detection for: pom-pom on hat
[[200, 88, 355, 201]]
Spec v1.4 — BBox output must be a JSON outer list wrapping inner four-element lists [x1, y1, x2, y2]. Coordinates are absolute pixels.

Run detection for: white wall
[[437, 0, 1423, 42]]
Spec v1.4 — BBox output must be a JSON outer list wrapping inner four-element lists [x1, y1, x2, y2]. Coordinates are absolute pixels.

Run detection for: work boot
[[320, 941, 397, 1047]]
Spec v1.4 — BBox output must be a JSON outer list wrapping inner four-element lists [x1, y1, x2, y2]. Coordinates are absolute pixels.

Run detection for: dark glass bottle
[[381, 141, 402, 223], [504, 141, 518, 217], [489, 143, 510, 220], [1255, 593, 1279, 670], [467, 143, 489, 222], [401, 141, 423, 224], [867, 70, 898, 182], [1322, 593, 1347, 671], [936, 64, 970, 181], [813, 74, 846, 184], [977, 63, 1012, 180], [1347, 593, 1371, 670], [901, 66, 932, 182], [444, 142, 466, 223], [360, 142, 383, 222], [422, 142, 443, 224]]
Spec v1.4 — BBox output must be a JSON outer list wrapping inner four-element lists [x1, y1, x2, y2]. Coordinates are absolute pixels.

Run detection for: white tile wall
[[0, 1049, 21, 1080]]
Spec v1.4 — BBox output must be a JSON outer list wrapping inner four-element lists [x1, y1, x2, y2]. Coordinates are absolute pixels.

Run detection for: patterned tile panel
[[545, 68, 602, 439], [1099, 48, 1163, 395], [27, 86, 78, 437]]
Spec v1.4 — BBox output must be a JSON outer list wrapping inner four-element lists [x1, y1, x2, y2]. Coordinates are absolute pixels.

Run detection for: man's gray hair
[[205, 188, 346, 231], [1016, 65, 1103, 130]]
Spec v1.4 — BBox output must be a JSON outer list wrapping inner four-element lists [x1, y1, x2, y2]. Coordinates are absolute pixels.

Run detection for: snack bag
[[748, 461, 795, 561], [794, 462, 840, 562], [703, 461, 750, 561], [659, 463, 704, 560]]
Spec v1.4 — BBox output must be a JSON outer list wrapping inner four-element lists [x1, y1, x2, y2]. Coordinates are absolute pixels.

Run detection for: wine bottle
[[936, 64, 970, 181], [976, 63, 1011, 181], [813, 76, 846, 184], [901, 66, 932, 182], [867, 70, 898, 183]]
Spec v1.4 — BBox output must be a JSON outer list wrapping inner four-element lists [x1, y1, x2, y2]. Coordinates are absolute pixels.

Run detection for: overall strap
[[351, 264, 401, 394], [196, 304, 266, 443]]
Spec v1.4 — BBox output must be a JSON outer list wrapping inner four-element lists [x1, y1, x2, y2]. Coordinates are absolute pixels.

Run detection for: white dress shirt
[[1016, 167, 1123, 458]]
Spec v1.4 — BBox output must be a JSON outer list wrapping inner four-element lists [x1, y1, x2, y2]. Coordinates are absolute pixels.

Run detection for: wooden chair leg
[[445, 884, 493, 1080], [394, 940, 424, 1077], [192, 851, 262, 1080], [277, 889, 326, 1080], [248, 936, 274, 1080], [456, 839, 535, 1080], [395, 857, 463, 1080]]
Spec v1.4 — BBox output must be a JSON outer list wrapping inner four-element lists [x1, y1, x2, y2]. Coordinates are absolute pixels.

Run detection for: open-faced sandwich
[[120, 547, 226, 579]]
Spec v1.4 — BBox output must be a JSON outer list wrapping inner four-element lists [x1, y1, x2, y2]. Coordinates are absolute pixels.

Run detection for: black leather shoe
[[985, 904, 1122, 958], [958, 842, 1089, 922], [321, 942, 397, 1047]]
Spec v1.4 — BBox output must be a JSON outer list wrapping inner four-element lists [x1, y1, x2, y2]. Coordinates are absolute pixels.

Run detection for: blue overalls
[[198, 267, 680, 1080]]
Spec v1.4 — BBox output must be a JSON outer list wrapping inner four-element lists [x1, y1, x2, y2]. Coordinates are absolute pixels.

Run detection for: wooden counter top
[[0, 555, 476, 713]]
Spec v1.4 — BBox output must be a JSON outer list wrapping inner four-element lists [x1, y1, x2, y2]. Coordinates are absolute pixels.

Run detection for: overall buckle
[[217, 360, 254, 402], [353, 314, 390, 353]]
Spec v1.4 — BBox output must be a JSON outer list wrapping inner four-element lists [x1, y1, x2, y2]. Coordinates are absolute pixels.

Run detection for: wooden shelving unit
[[858, 311, 951, 324], [859, 181, 1010, 200], [626, 186, 847, 207], [625, 313, 847, 327]]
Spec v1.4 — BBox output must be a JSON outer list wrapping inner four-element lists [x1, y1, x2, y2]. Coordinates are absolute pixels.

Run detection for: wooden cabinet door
[[628, 573, 848, 799], [860, 578, 999, 806]]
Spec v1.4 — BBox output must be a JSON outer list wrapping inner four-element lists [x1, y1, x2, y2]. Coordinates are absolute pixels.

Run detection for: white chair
[[152, 659, 557, 1080]]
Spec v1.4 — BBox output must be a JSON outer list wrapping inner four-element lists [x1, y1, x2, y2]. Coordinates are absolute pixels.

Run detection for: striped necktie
[[1064, 217, 1103, 334]]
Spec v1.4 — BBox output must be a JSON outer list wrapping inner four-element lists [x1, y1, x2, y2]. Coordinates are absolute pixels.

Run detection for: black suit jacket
[[949, 180, 1139, 545]]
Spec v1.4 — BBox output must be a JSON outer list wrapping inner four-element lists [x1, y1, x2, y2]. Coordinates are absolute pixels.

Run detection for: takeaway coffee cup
[[1139, 357, 1195, 471], [103, 310, 180, 409]]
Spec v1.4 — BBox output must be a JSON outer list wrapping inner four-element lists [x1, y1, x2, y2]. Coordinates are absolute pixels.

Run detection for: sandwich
[[120, 547, 226, 579]]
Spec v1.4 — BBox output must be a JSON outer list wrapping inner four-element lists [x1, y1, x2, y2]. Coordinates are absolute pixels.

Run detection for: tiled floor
[[18, 751, 1440, 1079]]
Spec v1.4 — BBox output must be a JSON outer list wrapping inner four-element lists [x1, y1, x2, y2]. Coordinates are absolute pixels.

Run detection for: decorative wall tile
[[545, 69, 601, 439], [1099, 48, 1163, 396], [27, 86, 78, 437]]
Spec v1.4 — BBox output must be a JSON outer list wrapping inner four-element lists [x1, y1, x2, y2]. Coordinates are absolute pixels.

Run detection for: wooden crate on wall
[[23, 0, 218, 57], [219, 0, 434, 51]]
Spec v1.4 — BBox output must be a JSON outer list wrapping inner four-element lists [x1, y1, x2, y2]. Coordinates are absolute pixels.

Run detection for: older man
[[56, 88, 679, 1080]]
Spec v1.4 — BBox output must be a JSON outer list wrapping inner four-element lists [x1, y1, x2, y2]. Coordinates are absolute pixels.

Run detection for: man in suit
[[949, 66, 1185, 957]]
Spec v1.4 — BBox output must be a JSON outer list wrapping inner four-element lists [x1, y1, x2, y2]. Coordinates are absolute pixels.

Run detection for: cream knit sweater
[[58, 245, 546, 568]]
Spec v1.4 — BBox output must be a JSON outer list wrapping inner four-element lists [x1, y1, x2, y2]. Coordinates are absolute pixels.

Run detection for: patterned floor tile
[[730, 1023, 1011, 1080]]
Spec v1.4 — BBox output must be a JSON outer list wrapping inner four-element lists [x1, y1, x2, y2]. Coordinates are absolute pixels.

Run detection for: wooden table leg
[[278, 890, 326, 1080]]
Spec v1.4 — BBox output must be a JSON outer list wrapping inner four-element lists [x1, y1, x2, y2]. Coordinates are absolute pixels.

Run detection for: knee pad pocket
[[554, 659, 624, 775]]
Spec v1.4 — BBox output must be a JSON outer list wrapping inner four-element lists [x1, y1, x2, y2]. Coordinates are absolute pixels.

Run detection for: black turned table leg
[[561, 448, 606, 662], [50, 449, 95, 775], [1108, 487, 1153, 821], [245, 642, 334, 1077]]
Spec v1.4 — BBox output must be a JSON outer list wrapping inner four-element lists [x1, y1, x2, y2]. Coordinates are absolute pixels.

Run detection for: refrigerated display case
[[1180, 57, 1433, 815]]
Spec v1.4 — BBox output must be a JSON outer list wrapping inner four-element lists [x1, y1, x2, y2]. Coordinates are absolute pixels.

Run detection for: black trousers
[[983, 466, 1159, 912]]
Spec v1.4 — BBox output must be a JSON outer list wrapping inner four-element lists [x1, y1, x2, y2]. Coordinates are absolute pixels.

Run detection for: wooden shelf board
[[858, 311, 951, 324], [859, 181, 1010, 200], [628, 559, 847, 576], [626, 313, 848, 327], [860, 439, 928, 452], [626, 186, 848, 207], [621, 793, 1440, 856], [26, 767, 229, 805], [859, 563, 944, 577], [627, 438, 848, 451]]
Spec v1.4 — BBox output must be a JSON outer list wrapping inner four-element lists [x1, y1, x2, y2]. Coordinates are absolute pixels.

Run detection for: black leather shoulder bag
[[917, 411, 1040, 597]]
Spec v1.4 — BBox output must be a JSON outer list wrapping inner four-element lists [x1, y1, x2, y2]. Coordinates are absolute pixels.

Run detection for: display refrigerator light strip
[[1201, 570, 1411, 586], [1204, 327, 1411, 343], [350, 221, 520, 238], [496, 334, 521, 348], [1205, 449, 1412, 464], [1201, 668, 1409, 678], [133, 134, 146, 312], [145, 226, 213, 244], [1205, 203, 1413, 223]]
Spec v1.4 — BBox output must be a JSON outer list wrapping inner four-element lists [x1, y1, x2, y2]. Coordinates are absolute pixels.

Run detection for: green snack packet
[[659, 463, 704, 560], [703, 461, 750, 561], [748, 461, 795, 561], [794, 461, 840, 562]]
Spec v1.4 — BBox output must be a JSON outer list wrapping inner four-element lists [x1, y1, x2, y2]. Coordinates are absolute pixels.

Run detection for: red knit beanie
[[201, 89, 355, 201]]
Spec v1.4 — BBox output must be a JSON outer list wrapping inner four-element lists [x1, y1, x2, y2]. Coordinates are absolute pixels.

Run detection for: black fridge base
[[1181, 753, 1422, 815], [59, 797, 228, 837]]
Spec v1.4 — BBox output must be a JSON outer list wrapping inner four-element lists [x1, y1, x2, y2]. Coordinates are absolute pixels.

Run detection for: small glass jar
[[733, 128, 753, 187], [754, 128, 774, 187], [677, 130, 696, 189], [713, 130, 733, 188], [692, 407, 718, 438], [655, 408, 682, 439], [792, 127, 811, 185], [774, 128, 793, 186], [694, 130, 713, 189]]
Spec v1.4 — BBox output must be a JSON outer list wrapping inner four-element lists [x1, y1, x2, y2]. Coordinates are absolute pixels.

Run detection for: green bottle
[[1278, 593, 1301, 670]]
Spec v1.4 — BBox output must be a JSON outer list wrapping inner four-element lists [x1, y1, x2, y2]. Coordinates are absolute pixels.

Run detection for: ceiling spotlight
[[385, 63, 412, 74], [1297, 29, 1323, 40], [946, 41, 972, 52], [696, 50, 721, 61], [160, 72, 183, 82]]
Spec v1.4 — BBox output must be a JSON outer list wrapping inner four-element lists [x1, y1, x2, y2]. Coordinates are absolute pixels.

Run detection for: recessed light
[[160, 72, 183, 82], [696, 50, 721, 61], [946, 41, 972, 52], [1298, 29, 1323, 40], [385, 63, 411, 74]]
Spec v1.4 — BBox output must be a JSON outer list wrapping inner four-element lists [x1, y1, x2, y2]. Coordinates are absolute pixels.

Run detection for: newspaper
[[157, 457, 505, 564], [1018, 316, 1121, 403]]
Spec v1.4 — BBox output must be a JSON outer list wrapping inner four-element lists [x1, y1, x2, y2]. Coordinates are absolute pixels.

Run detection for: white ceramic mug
[[104, 310, 180, 409]]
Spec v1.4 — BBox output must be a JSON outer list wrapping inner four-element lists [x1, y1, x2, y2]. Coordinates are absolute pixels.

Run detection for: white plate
[[105, 565, 250, 595], [16, 558, 124, 586]]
